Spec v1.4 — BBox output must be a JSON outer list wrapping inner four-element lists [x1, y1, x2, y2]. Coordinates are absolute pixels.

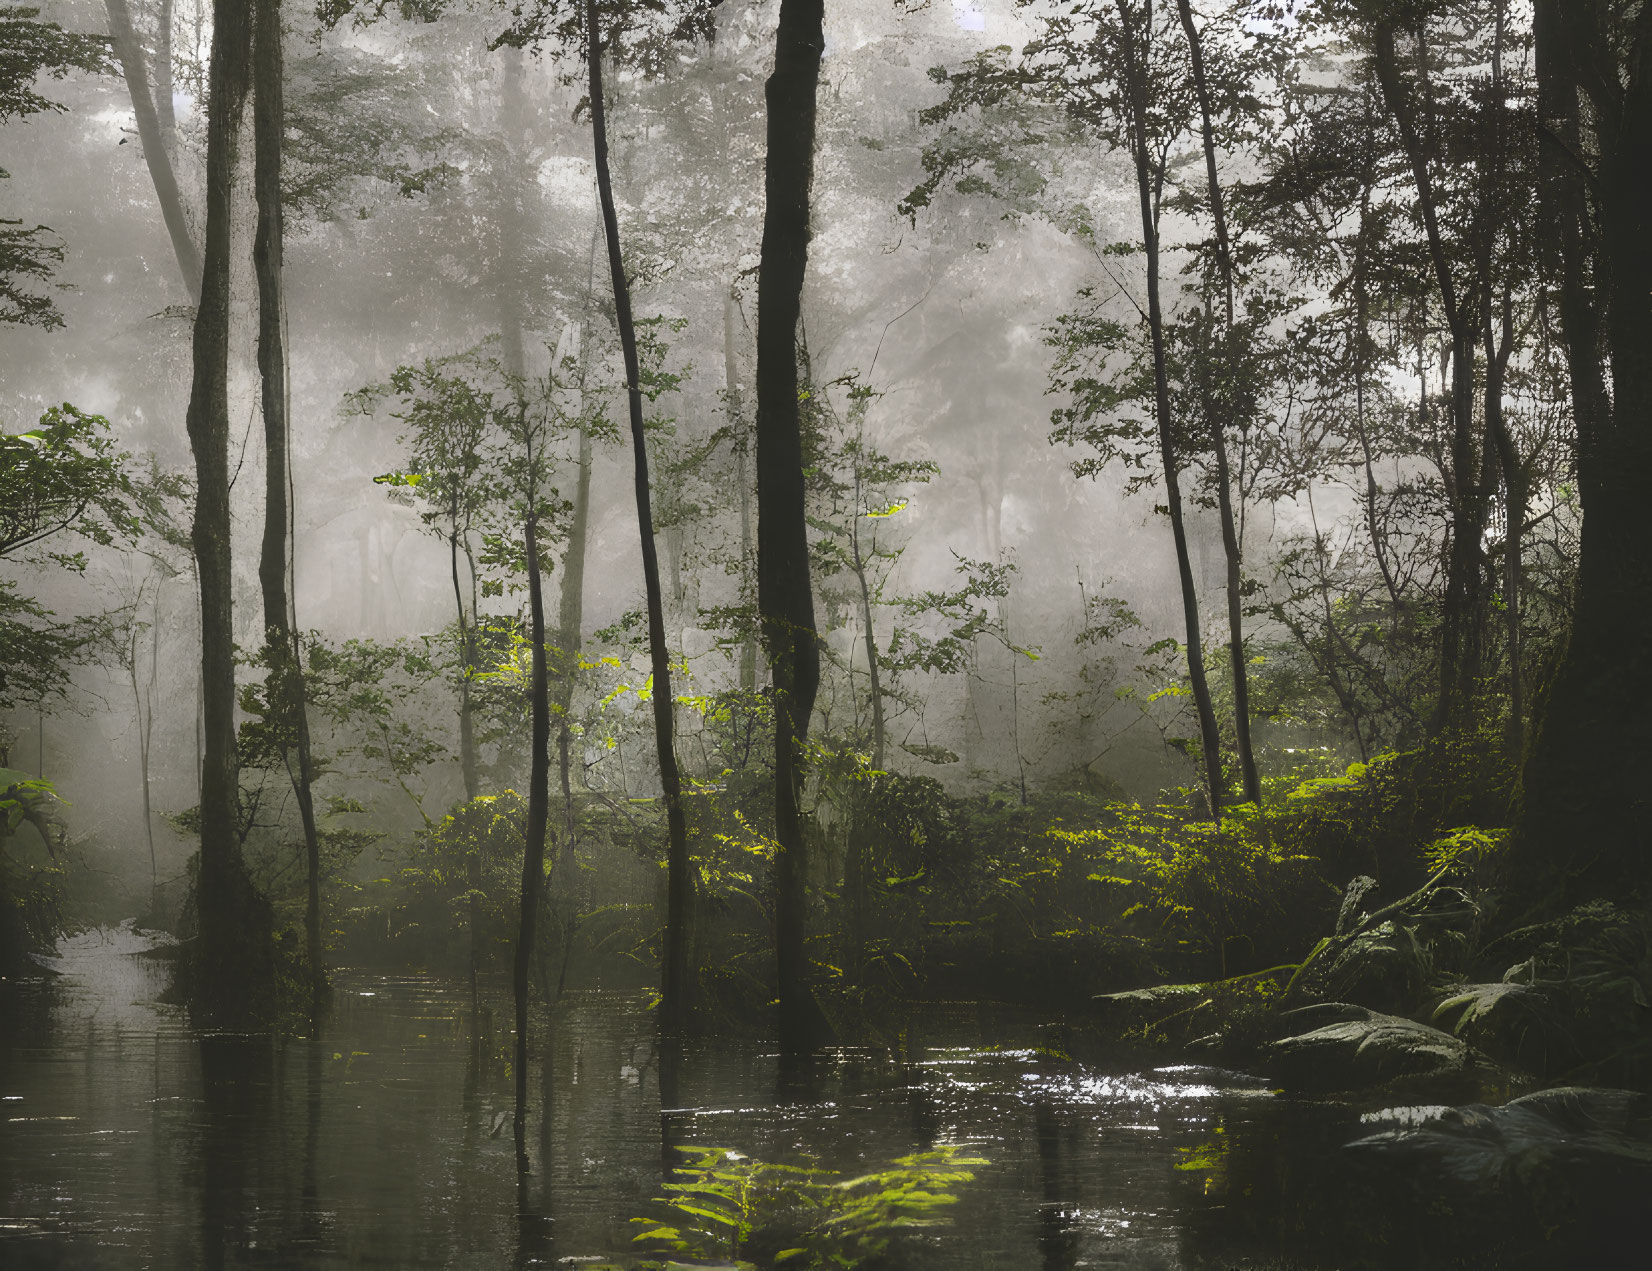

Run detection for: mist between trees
[[1, 0, 1647, 1044]]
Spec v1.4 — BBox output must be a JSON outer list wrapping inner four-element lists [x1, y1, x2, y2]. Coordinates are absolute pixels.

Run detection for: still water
[[1, 926, 1348, 1269]]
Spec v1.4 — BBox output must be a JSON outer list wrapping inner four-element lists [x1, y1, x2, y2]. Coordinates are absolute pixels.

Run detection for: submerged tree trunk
[[1119, 4, 1224, 819], [1518, 0, 1652, 899], [185, 0, 268, 1026], [105, 0, 200, 302], [757, 0, 827, 1051], [512, 505, 552, 1170], [252, 0, 324, 1020], [587, 0, 693, 1033], [1176, 0, 1260, 807]]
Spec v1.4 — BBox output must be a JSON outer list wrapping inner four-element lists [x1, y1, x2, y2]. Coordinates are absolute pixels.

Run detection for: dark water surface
[[1, 925, 1348, 1269]]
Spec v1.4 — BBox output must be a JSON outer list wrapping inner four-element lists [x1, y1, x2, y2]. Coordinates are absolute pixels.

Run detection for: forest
[[1, 0, 1648, 1267]]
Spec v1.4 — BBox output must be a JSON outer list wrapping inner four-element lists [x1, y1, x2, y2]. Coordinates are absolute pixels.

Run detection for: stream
[[0, 925, 1415, 1269]]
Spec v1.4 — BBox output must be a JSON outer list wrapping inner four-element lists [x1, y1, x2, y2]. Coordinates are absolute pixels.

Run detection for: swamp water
[[0, 926, 1486, 1269]]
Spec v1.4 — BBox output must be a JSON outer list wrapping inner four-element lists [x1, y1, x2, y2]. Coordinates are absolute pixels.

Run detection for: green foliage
[[391, 790, 529, 968], [0, 406, 178, 712], [625, 1143, 987, 1271], [0, 5, 114, 328], [0, 766, 62, 970]]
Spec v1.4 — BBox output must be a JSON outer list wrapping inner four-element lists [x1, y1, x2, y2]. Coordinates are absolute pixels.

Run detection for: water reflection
[[2, 927, 1425, 1269]]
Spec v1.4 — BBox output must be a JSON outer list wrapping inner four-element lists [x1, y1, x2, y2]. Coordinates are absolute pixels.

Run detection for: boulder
[[1263, 1002, 1486, 1094], [1321, 920, 1430, 1014], [1429, 980, 1575, 1076], [1343, 1086, 1652, 1267]]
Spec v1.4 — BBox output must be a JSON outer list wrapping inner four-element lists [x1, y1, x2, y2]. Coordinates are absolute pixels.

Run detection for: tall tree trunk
[[1176, 0, 1260, 806], [185, 0, 266, 1026], [757, 0, 827, 1051], [1519, 0, 1652, 899], [252, 0, 324, 1020], [155, 0, 175, 144], [555, 419, 591, 819], [850, 507, 885, 772], [497, 45, 528, 380], [1118, 0, 1224, 818], [587, 0, 693, 1033], [105, 0, 200, 301], [451, 527, 480, 801], [512, 505, 551, 1170], [1370, 20, 1489, 737], [1483, 291, 1522, 752], [726, 286, 758, 693]]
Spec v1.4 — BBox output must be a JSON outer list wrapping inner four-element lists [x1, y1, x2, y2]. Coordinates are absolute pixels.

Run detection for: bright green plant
[[625, 1142, 987, 1270]]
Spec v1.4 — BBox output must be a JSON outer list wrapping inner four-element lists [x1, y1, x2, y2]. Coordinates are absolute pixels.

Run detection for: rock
[[1429, 980, 1575, 1076], [1335, 874, 1380, 936], [1092, 983, 1205, 1035], [1263, 1002, 1487, 1094], [1343, 1087, 1652, 1267], [1321, 920, 1430, 1014]]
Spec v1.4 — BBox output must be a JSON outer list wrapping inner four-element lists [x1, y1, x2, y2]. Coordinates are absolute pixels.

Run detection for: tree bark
[[155, 0, 175, 143], [1519, 0, 1652, 899], [725, 285, 758, 693], [587, 0, 693, 1033], [1118, 0, 1225, 818], [757, 0, 827, 1051], [1369, 20, 1489, 738], [185, 0, 266, 1026], [105, 0, 201, 302], [512, 504, 551, 1171], [252, 0, 324, 1021], [1176, 0, 1259, 805]]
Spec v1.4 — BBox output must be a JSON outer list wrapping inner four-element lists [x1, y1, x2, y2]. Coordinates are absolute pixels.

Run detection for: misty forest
[[2, 0, 1649, 1266]]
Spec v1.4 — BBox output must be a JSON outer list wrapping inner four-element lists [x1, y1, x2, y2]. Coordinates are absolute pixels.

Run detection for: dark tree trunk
[[725, 286, 758, 693], [105, 0, 200, 301], [850, 505, 885, 772], [587, 0, 693, 1033], [1118, 0, 1224, 818], [1176, 0, 1260, 807], [185, 0, 269, 1027], [512, 506, 552, 1170], [252, 0, 324, 1022], [757, 0, 828, 1051], [555, 419, 591, 821], [1369, 21, 1490, 737], [1519, 0, 1652, 899]]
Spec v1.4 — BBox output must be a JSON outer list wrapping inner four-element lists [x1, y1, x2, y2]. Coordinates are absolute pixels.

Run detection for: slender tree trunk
[[155, 0, 175, 144], [450, 528, 480, 801], [497, 45, 528, 380], [555, 421, 592, 820], [1176, 0, 1259, 806], [252, 0, 324, 1019], [1118, 1, 1224, 818], [513, 506, 552, 1171], [726, 286, 758, 693], [1370, 21, 1489, 737], [105, 0, 200, 301], [1483, 293, 1522, 752], [587, 0, 693, 1033], [757, 0, 827, 1051], [850, 513, 885, 772], [1519, 0, 1652, 899], [185, 0, 265, 1026], [128, 583, 158, 909]]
